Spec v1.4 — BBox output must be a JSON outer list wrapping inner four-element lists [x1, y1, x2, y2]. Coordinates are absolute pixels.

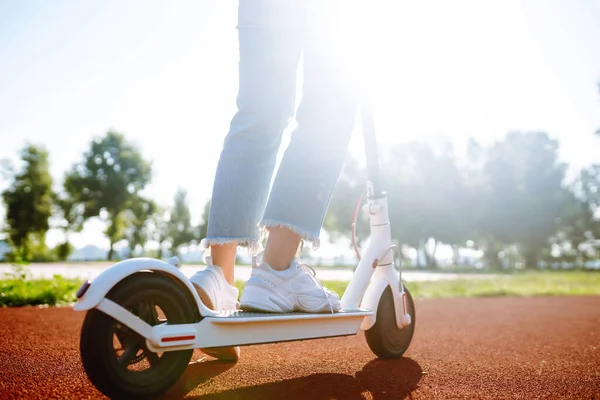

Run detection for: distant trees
[[1, 95, 599, 267], [479, 132, 566, 269], [558, 145, 600, 266], [151, 207, 170, 260], [1, 130, 214, 262], [2, 145, 54, 261], [324, 156, 367, 244], [64, 131, 152, 260], [325, 130, 598, 269], [124, 197, 156, 257], [167, 189, 196, 257], [196, 200, 211, 244], [53, 194, 84, 260]]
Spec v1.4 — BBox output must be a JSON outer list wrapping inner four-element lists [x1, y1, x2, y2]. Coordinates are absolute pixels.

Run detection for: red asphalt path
[[1, 296, 599, 399]]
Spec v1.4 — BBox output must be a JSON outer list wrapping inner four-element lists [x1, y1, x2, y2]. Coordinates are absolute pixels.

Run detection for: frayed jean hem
[[260, 219, 321, 250], [201, 236, 261, 253]]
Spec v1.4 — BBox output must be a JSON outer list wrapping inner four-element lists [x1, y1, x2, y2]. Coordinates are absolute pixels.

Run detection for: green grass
[[237, 270, 600, 299], [0, 275, 83, 307], [379, 270, 600, 299], [2, 270, 599, 307]]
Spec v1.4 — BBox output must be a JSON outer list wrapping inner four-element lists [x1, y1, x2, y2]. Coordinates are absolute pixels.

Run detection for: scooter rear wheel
[[365, 285, 416, 359], [80, 272, 196, 399]]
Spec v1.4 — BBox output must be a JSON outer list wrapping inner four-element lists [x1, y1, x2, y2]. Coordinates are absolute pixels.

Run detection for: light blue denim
[[205, 0, 359, 251]]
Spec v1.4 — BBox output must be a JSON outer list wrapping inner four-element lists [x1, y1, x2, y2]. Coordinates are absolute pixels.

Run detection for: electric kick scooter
[[73, 96, 416, 399]]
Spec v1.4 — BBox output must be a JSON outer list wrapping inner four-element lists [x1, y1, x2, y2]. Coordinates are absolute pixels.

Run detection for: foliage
[[322, 132, 575, 270], [383, 141, 473, 267], [323, 155, 368, 244], [195, 199, 211, 244], [167, 189, 195, 257], [1, 111, 599, 268], [2, 145, 54, 261], [52, 193, 84, 260], [124, 197, 157, 257], [64, 131, 151, 260], [1, 268, 599, 307], [53, 242, 74, 261], [405, 270, 600, 298], [0, 275, 83, 307], [480, 132, 566, 269], [232, 270, 600, 300], [150, 207, 170, 259]]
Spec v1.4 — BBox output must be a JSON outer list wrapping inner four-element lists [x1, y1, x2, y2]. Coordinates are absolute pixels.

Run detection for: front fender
[[72, 257, 217, 317], [359, 277, 388, 330]]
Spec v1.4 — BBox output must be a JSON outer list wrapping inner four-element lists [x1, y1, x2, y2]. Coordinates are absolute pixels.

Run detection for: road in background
[[0, 262, 496, 282]]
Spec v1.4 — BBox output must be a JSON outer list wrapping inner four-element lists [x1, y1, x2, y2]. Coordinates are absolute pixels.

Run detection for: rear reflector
[[161, 335, 196, 343], [76, 280, 91, 299]]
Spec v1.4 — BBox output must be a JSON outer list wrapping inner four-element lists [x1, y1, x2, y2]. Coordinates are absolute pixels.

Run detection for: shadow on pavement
[[177, 357, 422, 400], [162, 358, 236, 399]]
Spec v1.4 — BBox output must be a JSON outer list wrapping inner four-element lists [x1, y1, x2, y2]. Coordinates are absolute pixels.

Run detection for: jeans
[[205, 0, 359, 252]]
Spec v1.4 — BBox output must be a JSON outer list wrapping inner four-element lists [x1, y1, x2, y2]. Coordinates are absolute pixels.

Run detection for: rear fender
[[72, 257, 217, 317]]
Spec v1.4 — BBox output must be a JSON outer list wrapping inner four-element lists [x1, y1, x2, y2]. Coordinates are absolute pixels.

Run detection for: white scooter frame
[[73, 190, 411, 353], [73, 90, 414, 399]]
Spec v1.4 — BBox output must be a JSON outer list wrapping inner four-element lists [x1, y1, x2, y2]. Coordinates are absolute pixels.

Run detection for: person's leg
[[190, 1, 303, 361], [210, 243, 237, 285], [261, 3, 359, 267], [261, 227, 301, 271], [239, 2, 359, 313], [203, 1, 303, 282]]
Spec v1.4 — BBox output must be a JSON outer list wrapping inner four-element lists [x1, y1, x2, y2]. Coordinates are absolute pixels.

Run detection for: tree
[[566, 164, 600, 263], [552, 188, 597, 267], [149, 206, 170, 259], [53, 193, 84, 261], [195, 199, 211, 244], [65, 131, 152, 260], [481, 132, 566, 269], [325, 142, 478, 269], [578, 165, 600, 217], [381, 142, 431, 267], [2, 144, 54, 261], [380, 141, 475, 268], [124, 197, 157, 257], [167, 189, 195, 257], [323, 155, 368, 246], [453, 138, 487, 266]]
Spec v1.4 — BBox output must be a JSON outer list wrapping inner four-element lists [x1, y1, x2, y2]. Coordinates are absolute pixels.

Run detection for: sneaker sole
[[239, 284, 340, 314]]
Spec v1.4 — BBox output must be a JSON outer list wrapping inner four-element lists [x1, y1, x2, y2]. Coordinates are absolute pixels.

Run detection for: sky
[[1, 0, 600, 253]]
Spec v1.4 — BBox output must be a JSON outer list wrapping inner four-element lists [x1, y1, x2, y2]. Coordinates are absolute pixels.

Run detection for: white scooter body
[[73, 195, 411, 353]]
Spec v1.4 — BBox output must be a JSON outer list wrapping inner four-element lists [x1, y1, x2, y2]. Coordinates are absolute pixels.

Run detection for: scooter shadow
[[167, 356, 423, 400], [160, 355, 237, 399]]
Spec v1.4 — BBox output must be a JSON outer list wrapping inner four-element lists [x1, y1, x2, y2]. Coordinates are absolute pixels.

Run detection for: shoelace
[[297, 263, 335, 314]]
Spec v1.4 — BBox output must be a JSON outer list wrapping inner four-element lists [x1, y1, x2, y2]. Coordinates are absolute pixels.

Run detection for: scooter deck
[[208, 308, 372, 324], [148, 308, 374, 351]]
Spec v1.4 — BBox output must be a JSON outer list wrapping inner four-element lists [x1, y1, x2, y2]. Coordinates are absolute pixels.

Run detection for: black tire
[[365, 285, 416, 359], [80, 272, 196, 399]]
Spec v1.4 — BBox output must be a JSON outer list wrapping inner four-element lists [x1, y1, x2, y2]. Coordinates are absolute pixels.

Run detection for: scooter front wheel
[[365, 285, 416, 359], [80, 271, 196, 399]]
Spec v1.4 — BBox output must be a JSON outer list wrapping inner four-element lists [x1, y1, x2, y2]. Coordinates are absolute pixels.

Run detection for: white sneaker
[[188, 261, 240, 361], [239, 260, 342, 313], [189, 263, 239, 311]]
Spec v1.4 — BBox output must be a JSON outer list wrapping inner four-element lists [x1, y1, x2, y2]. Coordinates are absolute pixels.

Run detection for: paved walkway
[[0, 262, 496, 282]]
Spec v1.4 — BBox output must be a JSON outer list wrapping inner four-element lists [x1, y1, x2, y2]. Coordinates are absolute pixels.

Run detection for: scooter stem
[[361, 83, 384, 199]]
